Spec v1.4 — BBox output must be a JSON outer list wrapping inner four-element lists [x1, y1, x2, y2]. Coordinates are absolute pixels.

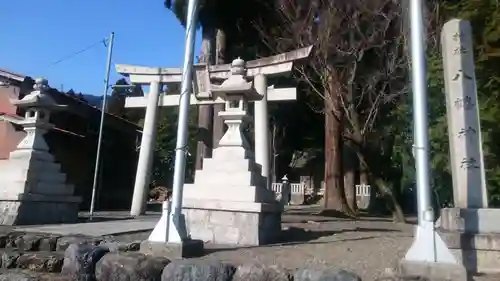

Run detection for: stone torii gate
[[117, 46, 312, 216]]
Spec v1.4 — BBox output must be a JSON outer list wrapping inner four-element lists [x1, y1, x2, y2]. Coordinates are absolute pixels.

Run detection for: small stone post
[[281, 175, 290, 206]]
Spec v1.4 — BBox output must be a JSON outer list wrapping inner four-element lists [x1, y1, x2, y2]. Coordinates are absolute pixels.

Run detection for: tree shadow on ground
[[77, 216, 133, 223], [204, 226, 401, 254], [279, 226, 399, 243], [284, 209, 418, 225]]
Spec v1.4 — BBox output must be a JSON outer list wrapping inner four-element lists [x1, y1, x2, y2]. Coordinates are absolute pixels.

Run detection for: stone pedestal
[[182, 147, 282, 245], [0, 78, 81, 225], [438, 208, 500, 273]]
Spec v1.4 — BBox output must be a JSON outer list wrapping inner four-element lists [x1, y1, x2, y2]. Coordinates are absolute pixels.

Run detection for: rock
[[5, 232, 26, 248], [126, 241, 141, 251], [61, 243, 110, 281], [100, 242, 128, 252], [294, 269, 362, 281], [57, 235, 101, 251], [0, 234, 8, 248], [14, 234, 43, 251], [99, 241, 140, 252], [161, 260, 236, 281], [39, 235, 61, 251], [0, 272, 40, 281], [95, 252, 169, 281], [233, 264, 291, 281], [1, 250, 23, 268], [17, 252, 64, 272]]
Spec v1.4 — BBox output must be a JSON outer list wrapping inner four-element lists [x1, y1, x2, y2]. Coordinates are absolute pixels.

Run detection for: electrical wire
[[43, 37, 109, 70]]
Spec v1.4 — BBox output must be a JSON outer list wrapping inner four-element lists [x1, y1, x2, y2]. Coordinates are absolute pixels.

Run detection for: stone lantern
[[10, 78, 66, 157], [177, 58, 282, 246], [210, 58, 260, 149], [0, 78, 81, 225]]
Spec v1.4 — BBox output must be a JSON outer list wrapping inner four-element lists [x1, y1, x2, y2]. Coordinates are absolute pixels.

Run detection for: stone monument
[[179, 58, 281, 245], [0, 78, 82, 225], [438, 19, 500, 274]]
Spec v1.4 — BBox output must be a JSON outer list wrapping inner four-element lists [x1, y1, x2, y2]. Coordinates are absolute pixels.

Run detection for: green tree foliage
[[424, 0, 500, 206], [151, 84, 199, 186], [108, 78, 145, 122]]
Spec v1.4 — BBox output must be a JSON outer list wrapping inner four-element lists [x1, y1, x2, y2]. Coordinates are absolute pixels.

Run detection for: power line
[[44, 37, 109, 70]]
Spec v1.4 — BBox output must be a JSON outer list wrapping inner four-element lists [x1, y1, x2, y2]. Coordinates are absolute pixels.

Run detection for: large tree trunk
[[356, 151, 405, 223], [323, 71, 354, 216], [195, 27, 215, 170], [343, 145, 357, 213], [374, 178, 406, 223], [212, 28, 226, 148]]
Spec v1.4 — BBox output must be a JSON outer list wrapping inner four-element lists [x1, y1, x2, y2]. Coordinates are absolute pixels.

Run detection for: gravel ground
[[193, 207, 415, 281]]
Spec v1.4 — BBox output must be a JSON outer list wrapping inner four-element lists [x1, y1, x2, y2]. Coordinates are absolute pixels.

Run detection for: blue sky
[[0, 0, 201, 95]]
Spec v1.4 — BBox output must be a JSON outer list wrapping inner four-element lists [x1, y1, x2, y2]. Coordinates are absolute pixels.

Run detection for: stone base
[[290, 193, 304, 205], [440, 230, 500, 273], [398, 260, 467, 281], [140, 239, 204, 259], [182, 199, 282, 246], [0, 193, 81, 225], [439, 208, 500, 233]]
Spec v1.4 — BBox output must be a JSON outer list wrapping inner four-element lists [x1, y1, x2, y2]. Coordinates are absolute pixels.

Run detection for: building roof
[[0, 68, 26, 82], [0, 68, 142, 133]]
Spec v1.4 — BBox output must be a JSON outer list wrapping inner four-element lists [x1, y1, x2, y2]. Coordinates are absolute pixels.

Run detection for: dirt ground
[[187, 205, 414, 281], [191, 206, 495, 281]]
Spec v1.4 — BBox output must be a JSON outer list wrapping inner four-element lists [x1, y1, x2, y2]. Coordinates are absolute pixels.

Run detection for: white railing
[[271, 183, 305, 194], [355, 184, 371, 197], [317, 182, 371, 197], [272, 182, 371, 197], [271, 182, 283, 194]]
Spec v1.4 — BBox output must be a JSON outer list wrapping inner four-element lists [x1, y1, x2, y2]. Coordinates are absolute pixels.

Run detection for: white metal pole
[[403, 0, 456, 264], [409, 0, 431, 228], [89, 32, 115, 219], [167, 0, 199, 242]]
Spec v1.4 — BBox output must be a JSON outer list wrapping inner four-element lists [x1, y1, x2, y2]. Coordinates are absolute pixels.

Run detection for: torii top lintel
[[115, 46, 312, 85]]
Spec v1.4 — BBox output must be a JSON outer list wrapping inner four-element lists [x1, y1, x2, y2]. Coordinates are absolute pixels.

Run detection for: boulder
[[1, 250, 23, 268], [0, 272, 40, 281], [14, 234, 43, 251], [39, 235, 61, 251], [61, 243, 110, 281], [233, 264, 291, 281], [4, 232, 26, 248], [16, 252, 64, 272], [57, 236, 101, 251], [95, 252, 169, 281], [294, 269, 362, 281], [161, 260, 236, 281], [99, 241, 140, 252]]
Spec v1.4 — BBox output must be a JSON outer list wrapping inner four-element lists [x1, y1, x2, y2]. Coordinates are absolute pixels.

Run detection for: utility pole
[[403, 0, 456, 264], [89, 32, 115, 220], [168, 0, 199, 242]]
